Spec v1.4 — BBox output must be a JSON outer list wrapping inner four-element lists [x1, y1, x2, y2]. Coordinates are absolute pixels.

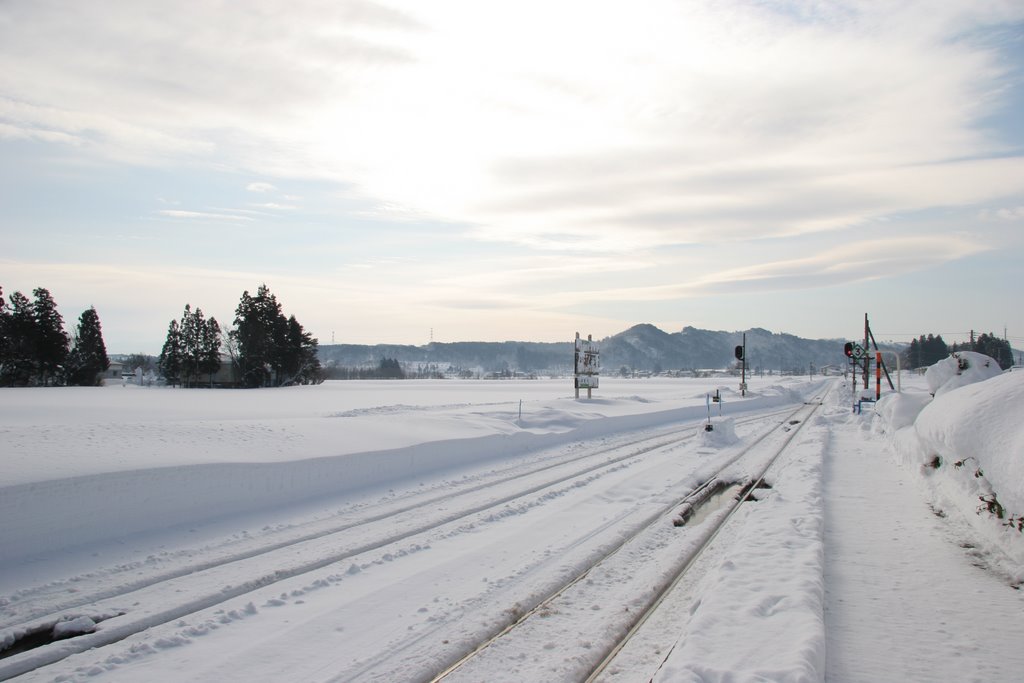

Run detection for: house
[[101, 360, 123, 382], [166, 355, 241, 388]]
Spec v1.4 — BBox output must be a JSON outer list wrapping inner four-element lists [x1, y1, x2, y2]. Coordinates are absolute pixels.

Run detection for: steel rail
[[0, 403, 793, 680], [584, 395, 826, 682], [426, 394, 827, 683]]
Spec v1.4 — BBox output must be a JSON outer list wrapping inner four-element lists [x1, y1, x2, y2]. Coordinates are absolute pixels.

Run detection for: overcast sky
[[2, 0, 1023, 353]]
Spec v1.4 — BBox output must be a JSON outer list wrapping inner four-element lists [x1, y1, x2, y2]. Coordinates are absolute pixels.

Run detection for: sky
[[2, 0, 1024, 354]]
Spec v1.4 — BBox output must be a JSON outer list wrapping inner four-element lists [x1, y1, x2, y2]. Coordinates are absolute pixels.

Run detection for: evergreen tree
[[232, 285, 278, 387], [2, 291, 36, 385], [67, 307, 110, 386], [905, 338, 920, 369], [280, 315, 322, 385], [198, 315, 223, 382], [31, 288, 69, 385], [910, 334, 949, 368], [975, 333, 1013, 370], [904, 334, 953, 369], [230, 284, 321, 387], [378, 357, 404, 379], [158, 319, 184, 386], [168, 305, 223, 387], [231, 285, 283, 386], [179, 304, 202, 387], [0, 287, 9, 384]]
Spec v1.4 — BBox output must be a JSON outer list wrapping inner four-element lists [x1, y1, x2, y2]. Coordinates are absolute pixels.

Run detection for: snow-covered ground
[[1, 368, 1021, 682]]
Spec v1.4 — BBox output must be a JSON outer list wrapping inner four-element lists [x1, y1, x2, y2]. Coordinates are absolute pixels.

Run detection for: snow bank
[[875, 359, 1024, 579], [916, 371, 1024, 512], [875, 389, 931, 431], [697, 417, 739, 446], [925, 351, 1002, 396]]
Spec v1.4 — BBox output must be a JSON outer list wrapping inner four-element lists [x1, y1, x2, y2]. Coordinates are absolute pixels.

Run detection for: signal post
[[735, 332, 746, 397]]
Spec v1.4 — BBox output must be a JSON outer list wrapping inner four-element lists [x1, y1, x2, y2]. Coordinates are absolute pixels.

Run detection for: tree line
[[903, 332, 1014, 370], [1, 282, 322, 389], [158, 283, 322, 387], [325, 357, 407, 380], [156, 305, 223, 387], [0, 286, 110, 386]]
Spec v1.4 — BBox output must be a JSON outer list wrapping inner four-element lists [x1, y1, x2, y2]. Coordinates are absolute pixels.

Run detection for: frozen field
[[1, 370, 1022, 682]]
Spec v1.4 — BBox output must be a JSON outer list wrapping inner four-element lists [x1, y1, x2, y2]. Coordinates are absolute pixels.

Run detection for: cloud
[[156, 210, 253, 222], [0, 120, 83, 145], [252, 203, 298, 210], [691, 236, 991, 294], [516, 234, 993, 307], [246, 182, 277, 193], [979, 206, 1024, 221], [3, 0, 1023, 348]]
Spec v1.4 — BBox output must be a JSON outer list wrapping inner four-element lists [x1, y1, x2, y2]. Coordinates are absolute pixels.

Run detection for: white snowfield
[[0, 368, 1021, 682]]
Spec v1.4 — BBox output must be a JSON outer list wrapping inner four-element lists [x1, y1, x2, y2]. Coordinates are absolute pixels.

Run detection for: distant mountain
[[318, 324, 871, 375], [601, 324, 848, 373]]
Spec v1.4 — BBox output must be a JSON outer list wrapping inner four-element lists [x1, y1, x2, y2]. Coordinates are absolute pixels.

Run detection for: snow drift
[[876, 355, 1024, 579]]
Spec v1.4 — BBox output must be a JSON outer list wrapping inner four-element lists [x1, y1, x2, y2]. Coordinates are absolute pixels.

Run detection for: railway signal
[[844, 342, 865, 360], [737, 333, 747, 397]]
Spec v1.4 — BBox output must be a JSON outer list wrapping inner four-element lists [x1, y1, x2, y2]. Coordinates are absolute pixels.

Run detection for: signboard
[[575, 336, 600, 376], [574, 333, 600, 398]]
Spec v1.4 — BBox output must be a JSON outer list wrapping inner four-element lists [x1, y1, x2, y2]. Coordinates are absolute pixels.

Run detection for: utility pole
[[863, 313, 870, 389], [735, 333, 747, 396], [741, 332, 747, 397], [865, 314, 895, 392]]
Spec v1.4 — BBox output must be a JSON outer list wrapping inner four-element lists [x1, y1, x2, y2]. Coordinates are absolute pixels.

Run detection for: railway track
[[426, 392, 827, 683], [1, 403, 801, 680]]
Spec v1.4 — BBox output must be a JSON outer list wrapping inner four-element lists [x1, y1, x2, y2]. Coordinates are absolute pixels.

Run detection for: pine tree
[[930, 335, 948, 365], [31, 288, 69, 385], [158, 319, 184, 386], [169, 305, 224, 387], [913, 334, 949, 367], [180, 304, 201, 387], [905, 338, 920, 369], [67, 307, 110, 386], [2, 291, 36, 385], [230, 284, 320, 387], [280, 315, 322, 385], [198, 316, 222, 383], [379, 357, 404, 379], [0, 287, 9, 384], [975, 333, 1013, 370], [231, 284, 283, 387], [905, 334, 955, 369]]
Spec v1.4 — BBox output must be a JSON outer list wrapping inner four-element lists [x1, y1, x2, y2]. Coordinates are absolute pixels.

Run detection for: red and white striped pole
[[875, 352, 881, 400]]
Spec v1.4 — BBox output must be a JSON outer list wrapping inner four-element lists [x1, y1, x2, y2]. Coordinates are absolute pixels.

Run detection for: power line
[[874, 331, 971, 336]]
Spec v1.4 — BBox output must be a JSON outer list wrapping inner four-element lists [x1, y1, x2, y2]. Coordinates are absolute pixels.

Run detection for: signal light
[[844, 342, 854, 358], [734, 345, 744, 361]]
